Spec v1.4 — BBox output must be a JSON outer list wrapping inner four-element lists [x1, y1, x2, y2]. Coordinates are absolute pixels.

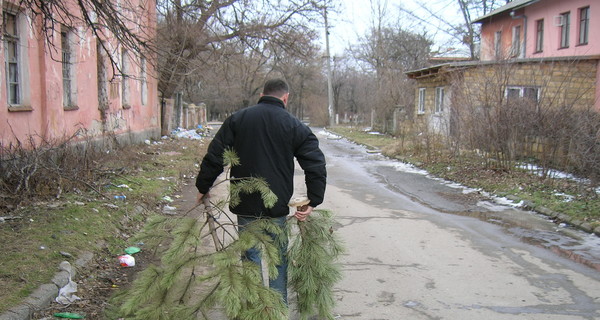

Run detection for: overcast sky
[[324, 0, 469, 56]]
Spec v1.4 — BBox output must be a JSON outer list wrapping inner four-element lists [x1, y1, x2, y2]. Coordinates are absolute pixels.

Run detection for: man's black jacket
[[195, 96, 327, 218]]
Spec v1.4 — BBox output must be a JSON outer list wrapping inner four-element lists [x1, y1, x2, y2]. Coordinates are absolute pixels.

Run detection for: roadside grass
[[0, 138, 206, 314], [329, 126, 600, 229]]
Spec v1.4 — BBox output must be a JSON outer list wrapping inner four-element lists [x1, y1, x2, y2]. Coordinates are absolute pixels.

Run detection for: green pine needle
[[223, 148, 241, 167], [288, 209, 345, 320], [110, 151, 342, 320], [230, 177, 278, 209]]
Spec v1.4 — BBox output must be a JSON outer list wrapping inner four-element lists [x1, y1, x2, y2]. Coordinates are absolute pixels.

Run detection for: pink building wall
[[0, 0, 159, 148], [480, 0, 599, 60], [479, 10, 526, 60], [525, 0, 598, 58], [478, 0, 599, 111]]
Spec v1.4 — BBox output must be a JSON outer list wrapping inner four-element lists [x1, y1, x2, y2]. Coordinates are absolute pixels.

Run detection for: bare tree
[[19, 0, 155, 75], [179, 20, 325, 122], [155, 0, 329, 100], [351, 21, 431, 132], [399, 0, 507, 59], [271, 28, 325, 121]]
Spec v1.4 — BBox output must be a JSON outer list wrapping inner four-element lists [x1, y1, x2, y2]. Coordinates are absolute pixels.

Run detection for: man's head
[[262, 79, 289, 105]]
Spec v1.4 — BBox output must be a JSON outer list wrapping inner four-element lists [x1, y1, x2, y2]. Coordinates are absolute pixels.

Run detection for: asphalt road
[[307, 129, 600, 320]]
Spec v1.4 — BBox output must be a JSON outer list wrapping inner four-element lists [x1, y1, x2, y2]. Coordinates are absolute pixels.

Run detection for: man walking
[[195, 78, 327, 304]]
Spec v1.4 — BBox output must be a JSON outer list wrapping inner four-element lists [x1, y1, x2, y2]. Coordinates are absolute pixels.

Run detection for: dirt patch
[[30, 176, 205, 319], [32, 249, 157, 320]]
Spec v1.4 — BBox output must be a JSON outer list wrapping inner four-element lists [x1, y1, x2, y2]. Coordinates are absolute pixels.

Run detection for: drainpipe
[[510, 11, 528, 58]]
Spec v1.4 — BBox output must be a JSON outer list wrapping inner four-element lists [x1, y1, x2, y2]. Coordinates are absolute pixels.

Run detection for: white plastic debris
[[163, 205, 178, 215], [118, 254, 136, 267], [172, 127, 204, 140], [55, 261, 81, 304]]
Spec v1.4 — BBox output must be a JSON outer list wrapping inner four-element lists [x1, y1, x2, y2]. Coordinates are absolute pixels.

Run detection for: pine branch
[[116, 265, 165, 316], [223, 148, 241, 167], [229, 177, 278, 209], [110, 150, 342, 320], [162, 217, 203, 264], [288, 209, 345, 320]]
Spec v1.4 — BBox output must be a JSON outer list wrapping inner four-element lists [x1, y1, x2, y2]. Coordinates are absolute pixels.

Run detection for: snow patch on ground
[[319, 130, 342, 139], [380, 158, 524, 209]]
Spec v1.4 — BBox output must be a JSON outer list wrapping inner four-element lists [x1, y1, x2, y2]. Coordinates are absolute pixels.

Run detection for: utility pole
[[324, 6, 335, 127]]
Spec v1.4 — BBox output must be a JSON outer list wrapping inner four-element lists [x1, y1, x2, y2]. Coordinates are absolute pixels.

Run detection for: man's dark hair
[[263, 79, 289, 97]]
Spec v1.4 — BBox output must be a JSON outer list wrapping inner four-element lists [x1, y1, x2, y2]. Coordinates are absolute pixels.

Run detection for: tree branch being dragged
[[108, 150, 343, 320]]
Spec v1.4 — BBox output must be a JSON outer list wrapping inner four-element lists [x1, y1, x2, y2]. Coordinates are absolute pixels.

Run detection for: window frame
[[434, 87, 445, 114], [494, 31, 502, 59], [121, 48, 130, 108], [578, 6, 589, 46], [505, 85, 541, 108], [535, 19, 544, 53], [140, 56, 147, 106], [559, 11, 570, 49], [511, 25, 521, 57], [61, 26, 78, 109], [4, 11, 21, 106], [418, 88, 426, 114]]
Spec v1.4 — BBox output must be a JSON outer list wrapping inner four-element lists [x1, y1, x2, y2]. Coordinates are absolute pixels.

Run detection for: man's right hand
[[294, 205, 314, 222]]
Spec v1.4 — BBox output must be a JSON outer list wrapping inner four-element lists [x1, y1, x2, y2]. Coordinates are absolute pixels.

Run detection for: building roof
[[405, 55, 600, 79], [472, 0, 541, 23], [405, 63, 450, 79]]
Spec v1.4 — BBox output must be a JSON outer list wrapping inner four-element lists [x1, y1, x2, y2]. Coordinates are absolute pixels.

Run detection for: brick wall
[[455, 59, 598, 111]]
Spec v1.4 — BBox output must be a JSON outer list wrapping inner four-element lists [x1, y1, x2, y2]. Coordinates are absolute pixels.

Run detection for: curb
[[507, 195, 600, 237], [0, 253, 93, 320]]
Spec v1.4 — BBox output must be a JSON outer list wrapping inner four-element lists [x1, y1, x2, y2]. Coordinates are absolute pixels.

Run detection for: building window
[[4, 12, 20, 105], [121, 49, 130, 107], [494, 31, 502, 59], [61, 26, 76, 108], [418, 88, 426, 114], [140, 57, 147, 106], [435, 87, 444, 113], [535, 19, 544, 53], [511, 25, 521, 57], [559, 11, 570, 49], [506, 86, 540, 107], [578, 7, 589, 45]]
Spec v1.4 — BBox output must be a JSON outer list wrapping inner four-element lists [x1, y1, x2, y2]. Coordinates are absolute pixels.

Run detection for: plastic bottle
[[114, 195, 126, 200]]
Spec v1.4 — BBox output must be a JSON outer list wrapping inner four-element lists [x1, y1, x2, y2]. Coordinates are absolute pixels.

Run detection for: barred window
[[4, 12, 20, 105], [121, 49, 130, 107], [61, 27, 75, 107], [140, 57, 147, 105]]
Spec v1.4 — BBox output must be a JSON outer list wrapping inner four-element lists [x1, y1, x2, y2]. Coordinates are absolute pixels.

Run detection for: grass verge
[[0, 138, 206, 314]]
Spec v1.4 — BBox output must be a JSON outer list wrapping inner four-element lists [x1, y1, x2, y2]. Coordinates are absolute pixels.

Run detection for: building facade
[[407, 0, 599, 135], [477, 0, 599, 61], [0, 0, 159, 148]]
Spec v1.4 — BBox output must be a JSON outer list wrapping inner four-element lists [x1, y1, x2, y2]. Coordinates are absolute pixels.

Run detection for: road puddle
[[450, 208, 600, 271]]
